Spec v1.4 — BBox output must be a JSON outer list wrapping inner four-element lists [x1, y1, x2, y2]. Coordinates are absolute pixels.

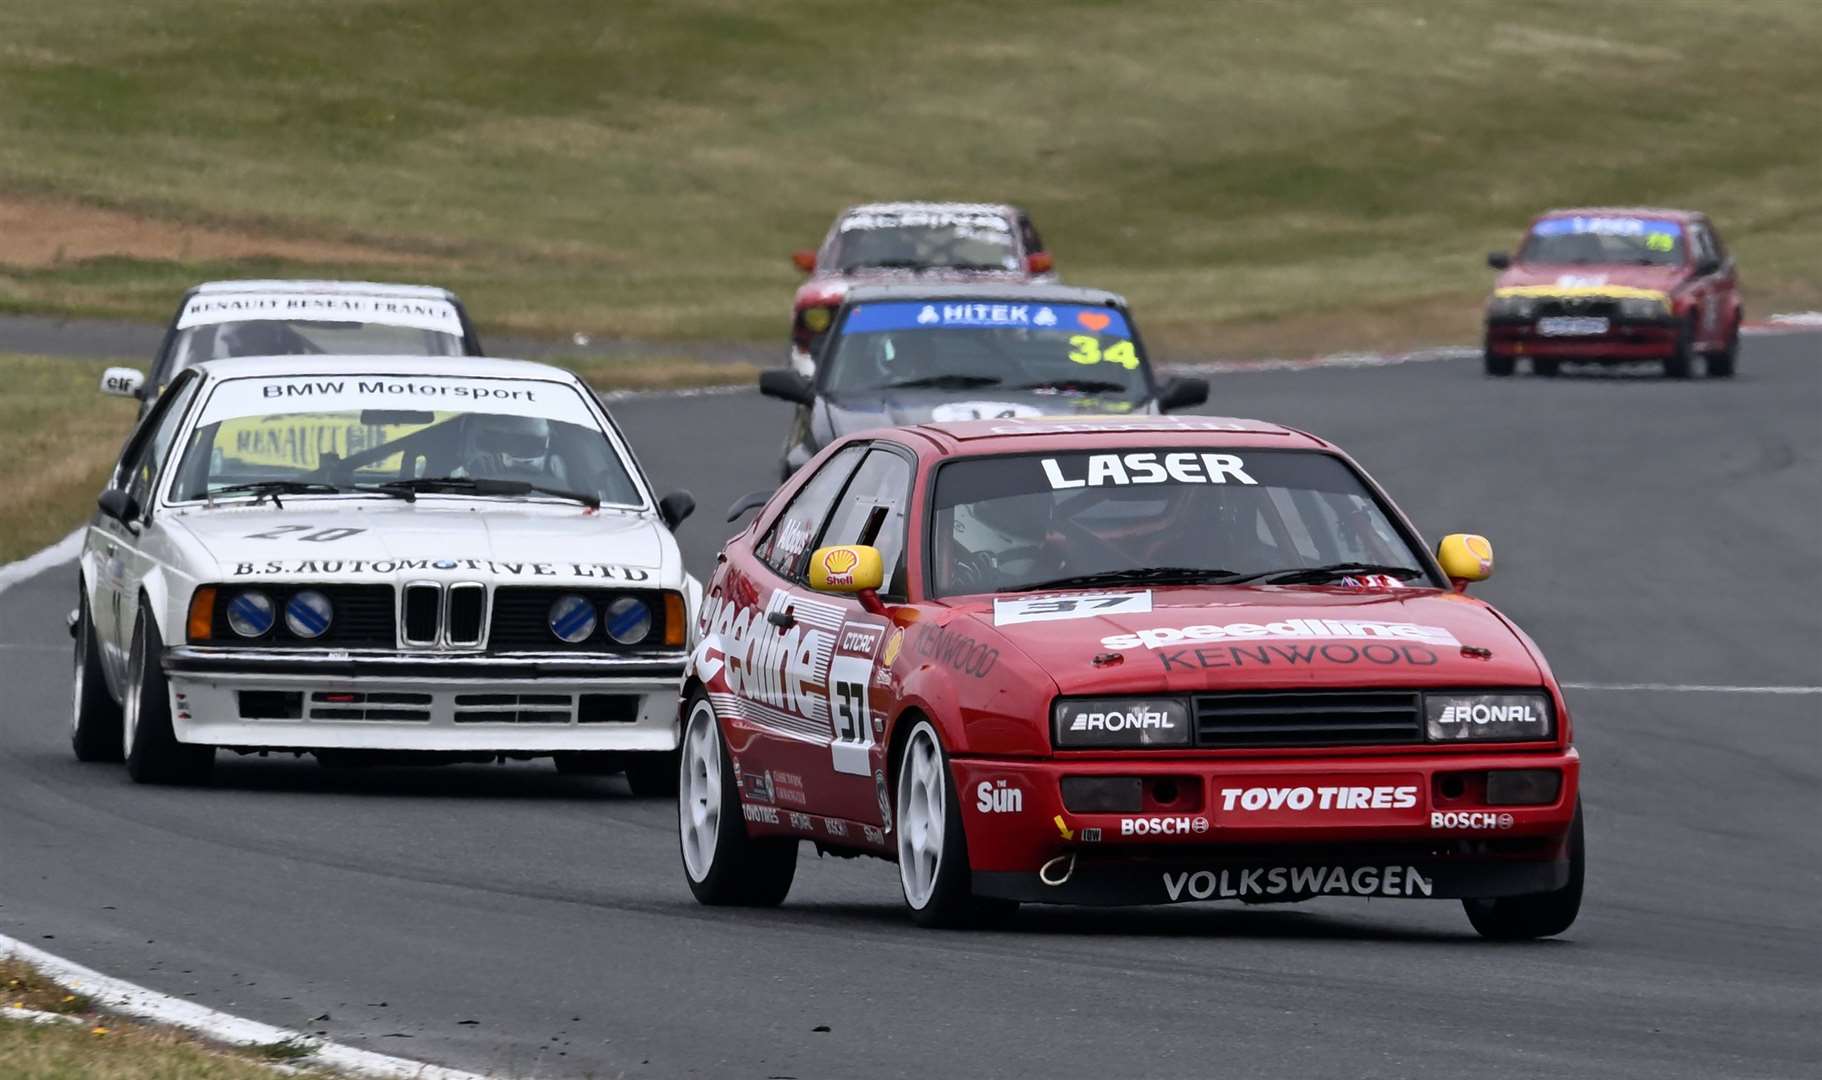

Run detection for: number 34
[[1066, 336, 1139, 370]]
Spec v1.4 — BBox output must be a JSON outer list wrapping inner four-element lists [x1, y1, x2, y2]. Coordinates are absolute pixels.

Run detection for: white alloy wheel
[[121, 622, 143, 760], [70, 617, 86, 736], [679, 697, 723, 883], [896, 722, 948, 910]]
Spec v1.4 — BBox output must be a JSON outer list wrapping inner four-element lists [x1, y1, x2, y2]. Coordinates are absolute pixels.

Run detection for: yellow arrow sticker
[[1053, 815, 1074, 841]]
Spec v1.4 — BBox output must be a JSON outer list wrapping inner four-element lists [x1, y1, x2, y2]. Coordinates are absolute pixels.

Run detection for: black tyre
[[895, 719, 1018, 929], [1665, 320, 1695, 379], [1484, 352, 1514, 377], [1463, 798, 1584, 940], [1531, 357, 1560, 377], [624, 749, 680, 797], [1709, 321, 1739, 378], [677, 693, 797, 906], [123, 603, 213, 785], [71, 588, 124, 762]]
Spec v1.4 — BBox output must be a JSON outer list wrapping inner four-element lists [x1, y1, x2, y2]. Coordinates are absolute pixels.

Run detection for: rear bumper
[[1486, 320, 1677, 360], [952, 749, 1578, 904], [163, 646, 685, 752]]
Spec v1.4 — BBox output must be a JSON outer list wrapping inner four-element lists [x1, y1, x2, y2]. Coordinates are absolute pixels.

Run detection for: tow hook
[[1039, 852, 1077, 888]]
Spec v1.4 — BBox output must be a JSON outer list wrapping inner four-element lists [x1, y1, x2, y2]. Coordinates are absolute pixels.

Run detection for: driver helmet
[[462, 414, 551, 477], [219, 320, 308, 357]]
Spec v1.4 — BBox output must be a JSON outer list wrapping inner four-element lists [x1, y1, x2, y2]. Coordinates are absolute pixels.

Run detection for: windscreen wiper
[[880, 374, 1004, 390], [1013, 379, 1131, 393], [208, 480, 342, 508], [1011, 567, 1242, 592], [371, 476, 601, 508], [1225, 563, 1425, 586]]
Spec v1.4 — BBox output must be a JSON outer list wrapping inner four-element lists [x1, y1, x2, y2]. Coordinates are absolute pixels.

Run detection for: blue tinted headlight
[[226, 591, 275, 638], [548, 594, 598, 644], [604, 596, 652, 645], [284, 590, 333, 639]]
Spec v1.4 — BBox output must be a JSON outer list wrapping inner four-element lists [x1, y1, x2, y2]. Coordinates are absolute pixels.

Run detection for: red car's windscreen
[[928, 449, 1428, 597]]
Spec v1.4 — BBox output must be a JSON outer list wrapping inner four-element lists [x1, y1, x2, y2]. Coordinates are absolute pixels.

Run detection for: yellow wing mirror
[[808, 545, 887, 613], [1436, 533, 1494, 591]]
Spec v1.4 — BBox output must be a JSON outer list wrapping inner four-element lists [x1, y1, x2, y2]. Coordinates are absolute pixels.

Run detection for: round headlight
[[801, 305, 834, 333], [284, 590, 334, 639], [603, 596, 653, 645], [548, 594, 598, 644], [226, 590, 275, 638]]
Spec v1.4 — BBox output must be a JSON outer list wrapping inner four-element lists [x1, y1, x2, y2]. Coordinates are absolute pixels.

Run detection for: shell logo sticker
[[822, 547, 859, 586], [1075, 311, 1111, 332], [1464, 535, 1493, 572], [882, 627, 904, 667]]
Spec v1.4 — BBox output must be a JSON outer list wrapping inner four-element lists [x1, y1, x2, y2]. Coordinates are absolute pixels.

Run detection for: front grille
[[489, 587, 670, 652], [1193, 691, 1422, 748], [211, 585, 394, 648], [446, 583, 485, 645], [307, 690, 433, 722], [402, 584, 441, 645], [453, 692, 573, 724], [1533, 298, 1618, 320]]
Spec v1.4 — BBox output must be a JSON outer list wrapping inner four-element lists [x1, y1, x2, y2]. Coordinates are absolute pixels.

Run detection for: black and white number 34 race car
[[70, 356, 701, 789]]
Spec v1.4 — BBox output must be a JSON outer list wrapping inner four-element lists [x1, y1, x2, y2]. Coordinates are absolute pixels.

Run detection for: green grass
[[0, 356, 137, 562], [2, 1, 1819, 354]]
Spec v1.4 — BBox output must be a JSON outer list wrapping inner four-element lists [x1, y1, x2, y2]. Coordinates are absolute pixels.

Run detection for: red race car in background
[[677, 416, 1584, 940], [787, 202, 1055, 372], [1484, 207, 1741, 378]]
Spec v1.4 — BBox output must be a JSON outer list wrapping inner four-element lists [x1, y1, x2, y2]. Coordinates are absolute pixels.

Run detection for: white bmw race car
[[71, 355, 701, 790]]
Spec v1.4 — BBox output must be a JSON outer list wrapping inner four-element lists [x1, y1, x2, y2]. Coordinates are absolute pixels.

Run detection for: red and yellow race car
[[676, 416, 1584, 939], [1484, 207, 1741, 378]]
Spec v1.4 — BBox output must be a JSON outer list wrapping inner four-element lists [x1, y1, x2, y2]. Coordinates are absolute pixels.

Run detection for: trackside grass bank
[[2, 1, 1820, 355], [0, 956, 324, 1079]]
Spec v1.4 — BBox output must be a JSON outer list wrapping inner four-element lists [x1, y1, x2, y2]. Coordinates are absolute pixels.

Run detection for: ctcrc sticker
[[993, 591, 1151, 626]]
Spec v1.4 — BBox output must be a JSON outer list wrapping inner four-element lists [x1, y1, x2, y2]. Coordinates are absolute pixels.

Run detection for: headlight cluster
[[1487, 296, 1538, 320], [213, 588, 335, 640], [547, 594, 654, 645], [1615, 296, 1670, 320], [1052, 692, 1554, 749]]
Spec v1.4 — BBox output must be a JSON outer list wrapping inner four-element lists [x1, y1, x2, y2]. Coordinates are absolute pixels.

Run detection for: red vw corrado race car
[[677, 417, 1584, 939], [1484, 207, 1741, 378]]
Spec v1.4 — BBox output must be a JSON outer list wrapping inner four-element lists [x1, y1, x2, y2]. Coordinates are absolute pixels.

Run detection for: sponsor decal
[[741, 770, 775, 804], [1158, 642, 1440, 672], [1119, 816, 1208, 836], [821, 547, 860, 587], [1041, 451, 1256, 490], [776, 517, 812, 558], [993, 591, 1151, 626], [243, 524, 365, 542], [862, 825, 885, 845], [823, 817, 849, 839], [230, 559, 650, 580], [770, 770, 809, 808], [986, 419, 1264, 435], [930, 401, 1045, 422], [1068, 704, 1177, 734], [1435, 701, 1544, 727], [1218, 785, 1418, 813], [839, 209, 1011, 234], [197, 376, 598, 432], [741, 804, 781, 825], [1431, 811, 1513, 830], [914, 623, 999, 678], [1163, 865, 1434, 901], [177, 293, 464, 335], [837, 626, 882, 657], [974, 779, 1024, 814], [1339, 574, 1407, 590], [842, 302, 1132, 338], [256, 379, 534, 403], [787, 811, 814, 830], [1080, 827, 1103, 843], [1532, 216, 1680, 240], [1102, 618, 1461, 651]]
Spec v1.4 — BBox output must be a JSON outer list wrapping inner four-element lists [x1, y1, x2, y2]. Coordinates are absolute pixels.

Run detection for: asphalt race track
[[2, 336, 1818, 1079]]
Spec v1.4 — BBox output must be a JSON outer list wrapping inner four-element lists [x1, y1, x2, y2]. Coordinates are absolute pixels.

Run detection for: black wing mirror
[[1157, 376, 1209, 413], [1694, 256, 1722, 276], [726, 490, 771, 522], [657, 490, 696, 531], [1487, 251, 1512, 270], [758, 369, 814, 406], [97, 488, 139, 523]]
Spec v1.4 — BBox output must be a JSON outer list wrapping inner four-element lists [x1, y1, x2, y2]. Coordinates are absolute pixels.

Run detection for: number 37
[[1066, 336, 1139, 370]]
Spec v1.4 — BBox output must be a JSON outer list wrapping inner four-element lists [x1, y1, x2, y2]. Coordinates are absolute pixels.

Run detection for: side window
[[1704, 223, 1729, 263], [757, 445, 866, 579], [1019, 215, 1045, 255], [116, 374, 199, 513], [817, 448, 914, 596], [1689, 226, 1716, 270]]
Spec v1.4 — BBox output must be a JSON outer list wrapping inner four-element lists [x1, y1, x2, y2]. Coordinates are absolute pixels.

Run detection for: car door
[[712, 444, 867, 823], [764, 444, 916, 829], [1697, 219, 1740, 344], [96, 373, 199, 679], [1685, 224, 1724, 346]]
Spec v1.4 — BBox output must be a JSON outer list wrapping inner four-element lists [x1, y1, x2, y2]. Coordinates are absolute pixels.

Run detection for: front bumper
[[952, 749, 1578, 905], [163, 646, 686, 753], [1486, 318, 1676, 361]]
